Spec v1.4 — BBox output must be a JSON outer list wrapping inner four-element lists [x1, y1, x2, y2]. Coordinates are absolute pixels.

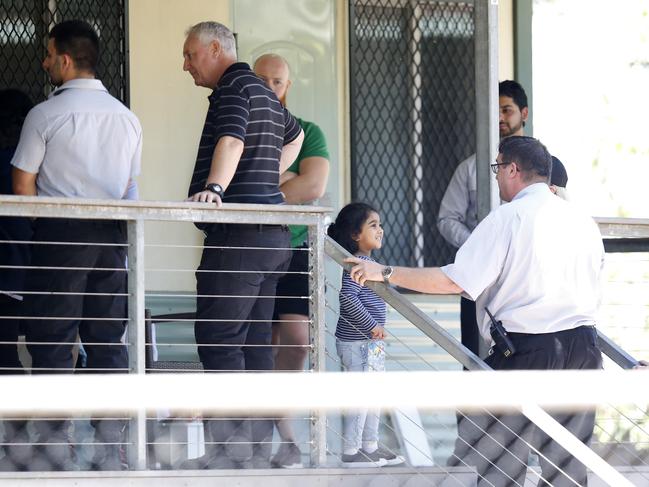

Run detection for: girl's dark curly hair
[[327, 202, 378, 254]]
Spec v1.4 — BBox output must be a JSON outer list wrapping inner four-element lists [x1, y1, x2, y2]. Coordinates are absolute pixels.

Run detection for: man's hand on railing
[[186, 191, 223, 206], [633, 360, 648, 370], [344, 256, 384, 286]]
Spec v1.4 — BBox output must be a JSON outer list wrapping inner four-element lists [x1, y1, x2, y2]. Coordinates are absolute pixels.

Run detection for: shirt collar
[[218, 62, 250, 84], [49, 78, 108, 98], [512, 182, 551, 201], [208, 62, 251, 100]]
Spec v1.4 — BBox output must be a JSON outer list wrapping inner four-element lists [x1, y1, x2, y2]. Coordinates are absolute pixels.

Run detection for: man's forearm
[[279, 130, 304, 174], [344, 256, 464, 295], [206, 136, 245, 190], [280, 157, 329, 204], [12, 167, 37, 196], [390, 266, 463, 295]]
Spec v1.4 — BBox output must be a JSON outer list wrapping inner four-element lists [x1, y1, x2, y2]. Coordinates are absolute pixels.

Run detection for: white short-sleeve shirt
[[441, 183, 604, 344], [10, 78, 142, 199]]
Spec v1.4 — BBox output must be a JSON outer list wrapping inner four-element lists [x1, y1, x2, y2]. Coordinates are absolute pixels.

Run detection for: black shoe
[[90, 445, 124, 471], [271, 442, 302, 469], [179, 453, 212, 470], [250, 455, 271, 469], [223, 435, 253, 463], [179, 453, 241, 470]]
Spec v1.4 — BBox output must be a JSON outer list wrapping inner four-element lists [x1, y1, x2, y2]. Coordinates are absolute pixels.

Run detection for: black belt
[[35, 218, 124, 228], [210, 223, 288, 233], [507, 325, 595, 340]]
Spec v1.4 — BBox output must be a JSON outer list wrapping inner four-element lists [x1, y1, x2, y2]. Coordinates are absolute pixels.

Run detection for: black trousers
[[0, 295, 30, 468], [0, 295, 23, 373], [23, 219, 128, 447], [195, 224, 291, 460], [451, 325, 602, 487], [460, 297, 480, 356], [24, 219, 128, 374]]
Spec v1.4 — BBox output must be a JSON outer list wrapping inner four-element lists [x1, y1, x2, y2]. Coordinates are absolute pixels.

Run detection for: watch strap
[[204, 183, 224, 198]]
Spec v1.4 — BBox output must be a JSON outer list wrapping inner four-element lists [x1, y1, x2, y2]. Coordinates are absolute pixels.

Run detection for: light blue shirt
[[11, 78, 142, 199], [437, 154, 500, 248]]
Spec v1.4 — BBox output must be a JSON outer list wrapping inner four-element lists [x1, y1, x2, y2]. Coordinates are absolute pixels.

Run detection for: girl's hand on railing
[[370, 326, 385, 339]]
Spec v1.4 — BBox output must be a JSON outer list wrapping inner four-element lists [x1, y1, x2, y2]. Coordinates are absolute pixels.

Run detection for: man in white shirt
[[437, 80, 529, 356], [11, 20, 142, 471], [348, 136, 603, 487]]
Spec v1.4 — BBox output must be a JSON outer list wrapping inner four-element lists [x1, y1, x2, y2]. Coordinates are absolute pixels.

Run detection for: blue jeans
[[336, 339, 385, 453]]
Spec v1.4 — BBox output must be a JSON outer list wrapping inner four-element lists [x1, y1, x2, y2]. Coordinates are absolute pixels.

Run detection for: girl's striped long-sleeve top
[[335, 255, 387, 341]]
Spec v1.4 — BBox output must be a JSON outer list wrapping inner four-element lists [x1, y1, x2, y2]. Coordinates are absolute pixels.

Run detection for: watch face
[[207, 183, 223, 194]]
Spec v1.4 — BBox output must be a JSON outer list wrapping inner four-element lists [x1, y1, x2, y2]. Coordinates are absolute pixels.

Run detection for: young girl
[[327, 202, 404, 468]]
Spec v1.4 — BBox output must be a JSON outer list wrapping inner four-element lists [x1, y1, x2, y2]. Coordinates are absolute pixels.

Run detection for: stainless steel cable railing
[[324, 230, 646, 487], [0, 194, 329, 471]]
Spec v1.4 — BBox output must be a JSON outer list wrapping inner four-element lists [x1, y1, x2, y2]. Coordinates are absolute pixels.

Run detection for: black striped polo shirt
[[188, 62, 302, 204]]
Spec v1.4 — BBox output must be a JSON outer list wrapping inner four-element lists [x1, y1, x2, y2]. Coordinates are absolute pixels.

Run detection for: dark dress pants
[[195, 224, 291, 462], [0, 295, 30, 470], [23, 219, 128, 459], [0, 295, 23, 374], [452, 325, 602, 487], [460, 297, 480, 356]]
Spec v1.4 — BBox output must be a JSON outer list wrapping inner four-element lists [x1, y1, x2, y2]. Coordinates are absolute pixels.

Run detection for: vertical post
[[308, 216, 327, 467], [474, 0, 499, 222], [514, 0, 534, 136], [408, 1, 425, 267], [127, 219, 146, 469], [42, 0, 60, 99]]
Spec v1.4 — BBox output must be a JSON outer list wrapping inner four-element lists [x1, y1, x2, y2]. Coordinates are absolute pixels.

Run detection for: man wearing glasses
[[437, 80, 529, 357], [347, 136, 603, 487]]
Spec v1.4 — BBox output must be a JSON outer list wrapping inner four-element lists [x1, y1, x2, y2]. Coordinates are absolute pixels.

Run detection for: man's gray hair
[[186, 22, 236, 56]]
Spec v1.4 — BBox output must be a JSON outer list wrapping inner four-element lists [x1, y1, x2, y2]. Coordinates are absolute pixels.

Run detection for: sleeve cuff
[[440, 264, 477, 301]]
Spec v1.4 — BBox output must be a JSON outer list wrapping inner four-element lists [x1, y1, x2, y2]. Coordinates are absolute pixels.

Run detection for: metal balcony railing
[[322, 217, 648, 486], [0, 195, 647, 486], [0, 195, 329, 471]]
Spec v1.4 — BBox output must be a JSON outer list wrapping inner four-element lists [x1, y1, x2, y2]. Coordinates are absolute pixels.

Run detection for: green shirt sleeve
[[287, 118, 330, 174]]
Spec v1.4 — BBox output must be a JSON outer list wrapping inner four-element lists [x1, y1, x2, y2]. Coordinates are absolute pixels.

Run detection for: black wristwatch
[[204, 183, 224, 199], [382, 265, 394, 284]]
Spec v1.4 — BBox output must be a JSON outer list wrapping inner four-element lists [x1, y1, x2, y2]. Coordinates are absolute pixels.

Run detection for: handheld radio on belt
[[485, 307, 516, 358]]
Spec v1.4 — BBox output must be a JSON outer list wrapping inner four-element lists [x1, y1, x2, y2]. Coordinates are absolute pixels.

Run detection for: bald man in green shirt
[[254, 53, 330, 468]]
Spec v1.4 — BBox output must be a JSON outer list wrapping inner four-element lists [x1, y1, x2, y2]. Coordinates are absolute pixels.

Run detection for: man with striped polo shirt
[[181, 22, 303, 469]]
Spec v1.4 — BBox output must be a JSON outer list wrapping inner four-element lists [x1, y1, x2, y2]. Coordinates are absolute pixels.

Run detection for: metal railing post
[[474, 0, 499, 223], [308, 217, 327, 467], [127, 218, 147, 469]]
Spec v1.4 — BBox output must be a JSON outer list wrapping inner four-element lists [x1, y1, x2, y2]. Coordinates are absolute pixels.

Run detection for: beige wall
[[129, 0, 232, 291], [127, 0, 515, 291]]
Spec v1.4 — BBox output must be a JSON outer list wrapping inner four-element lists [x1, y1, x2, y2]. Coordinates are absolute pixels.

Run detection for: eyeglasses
[[490, 162, 511, 174]]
